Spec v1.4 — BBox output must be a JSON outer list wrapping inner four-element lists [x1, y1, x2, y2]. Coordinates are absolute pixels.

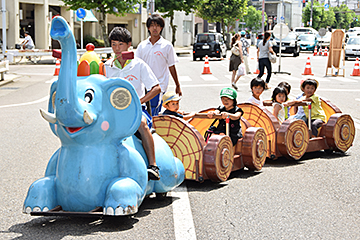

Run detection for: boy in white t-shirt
[[104, 27, 161, 180], [247, 77, 265, 106], [135, 14, 181, 116]]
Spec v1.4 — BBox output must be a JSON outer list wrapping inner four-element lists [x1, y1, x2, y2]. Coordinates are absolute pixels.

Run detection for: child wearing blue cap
[[207, 87, 244, 146]]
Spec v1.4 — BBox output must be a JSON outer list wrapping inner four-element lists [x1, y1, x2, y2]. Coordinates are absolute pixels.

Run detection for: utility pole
[[310, 0, 314, 27], [1, 0, 6, 55], [262, 0, 265, 32]]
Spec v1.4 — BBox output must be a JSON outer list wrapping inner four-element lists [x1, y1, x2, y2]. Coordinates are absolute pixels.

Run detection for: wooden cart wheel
[[324, 114, 355, 152], [277, 119, 309, 160], [242, 127, 267, 170], [203, 135, 234, 182]]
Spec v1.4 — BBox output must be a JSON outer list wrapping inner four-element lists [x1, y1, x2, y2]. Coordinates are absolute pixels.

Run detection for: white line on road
[[356, 98, 360, 101], [45, 77, 58, 84], [171, 184, 197, 240], [168, 83, 248, 88], [179, 76, 193, 82], [0, 96, 48, 109], [200, 75, 218, 81]]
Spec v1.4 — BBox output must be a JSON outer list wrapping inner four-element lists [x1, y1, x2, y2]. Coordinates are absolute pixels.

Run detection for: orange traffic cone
[[350, 58, 360, 76], [54, 58, 61, 76], [253, 64, 266, 75], [302, 57, 314, 76], [202, 55, 212, 74], [324, 47, 328, 57], [318, 47, 322, 56], [313, 46, 317, 56]]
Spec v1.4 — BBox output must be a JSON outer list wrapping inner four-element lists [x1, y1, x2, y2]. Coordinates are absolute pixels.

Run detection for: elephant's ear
[[104, 78, 142, 139]]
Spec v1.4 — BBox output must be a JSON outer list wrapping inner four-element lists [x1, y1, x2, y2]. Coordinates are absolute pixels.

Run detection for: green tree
[[196, 0, 248, 37], [154, 0, 197, 46], [243, 5, 266, 32], [302, 2, 335, 29], [333, 4, 355, 30], [61, 0, 142, 47]]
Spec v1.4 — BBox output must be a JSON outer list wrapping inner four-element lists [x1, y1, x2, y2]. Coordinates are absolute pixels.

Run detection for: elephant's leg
[[104, 177, 145, 216], [23, 176, 57, 214]]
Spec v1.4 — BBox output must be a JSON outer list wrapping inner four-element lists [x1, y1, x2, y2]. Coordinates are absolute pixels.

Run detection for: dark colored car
[[272, 32, 300, 57], [193, 33, 227, 61]]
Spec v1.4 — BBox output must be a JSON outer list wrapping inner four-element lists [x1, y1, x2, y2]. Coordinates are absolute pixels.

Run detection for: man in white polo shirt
[[104, 27, 161, 180], [135, 14, 182, 116]]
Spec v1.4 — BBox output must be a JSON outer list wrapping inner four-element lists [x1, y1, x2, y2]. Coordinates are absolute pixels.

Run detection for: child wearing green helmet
[[207, 87, 244, 146]]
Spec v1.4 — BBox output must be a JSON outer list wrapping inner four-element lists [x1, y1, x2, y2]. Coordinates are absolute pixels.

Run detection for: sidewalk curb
[[0, 74, 21, 87]]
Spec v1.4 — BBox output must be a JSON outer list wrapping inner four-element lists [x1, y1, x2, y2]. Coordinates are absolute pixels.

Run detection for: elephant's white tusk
[[83, 110, 93, 125], [39, 109, 57, 124]]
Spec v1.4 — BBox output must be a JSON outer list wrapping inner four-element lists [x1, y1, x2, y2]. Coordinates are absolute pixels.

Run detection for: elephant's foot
[[23, 176, 57, 214], [104, 205, 138, 216], [104, 177, 145, 216]]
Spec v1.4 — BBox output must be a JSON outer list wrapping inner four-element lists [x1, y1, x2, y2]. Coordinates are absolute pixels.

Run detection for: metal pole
[[81, 19, 83, 49], [262, 0, 265, 32], [2, 0, 6, 56], [310, 0, 314, 27]]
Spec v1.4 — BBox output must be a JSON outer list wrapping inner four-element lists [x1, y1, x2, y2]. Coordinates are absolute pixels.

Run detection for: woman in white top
[[257, 32, 275, 90], [229, 33, 243, 90]]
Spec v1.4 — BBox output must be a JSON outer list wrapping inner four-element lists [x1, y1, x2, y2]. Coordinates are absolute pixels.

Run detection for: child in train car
[[161, 91, 195, 120], [207, 87, 244, 146], [277, 81, 291, 119], [300, 79, 326, 137], [247, 77, 265, 106], [271, 86, 288, 123]]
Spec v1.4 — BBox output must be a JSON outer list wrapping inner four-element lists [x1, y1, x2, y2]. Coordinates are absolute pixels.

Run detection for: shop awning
[[76, 10, 98, 22]]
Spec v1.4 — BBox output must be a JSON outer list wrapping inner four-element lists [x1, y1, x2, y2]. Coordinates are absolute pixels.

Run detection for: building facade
[[1, 1, 194, 50], [250, 0, 303, 30]]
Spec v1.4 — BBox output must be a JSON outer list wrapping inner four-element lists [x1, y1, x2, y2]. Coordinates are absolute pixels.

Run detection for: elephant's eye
[[84, 89, 94, 103]]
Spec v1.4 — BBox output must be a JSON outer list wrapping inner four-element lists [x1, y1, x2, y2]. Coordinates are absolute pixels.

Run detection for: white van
[[293, 27, 318, 35]]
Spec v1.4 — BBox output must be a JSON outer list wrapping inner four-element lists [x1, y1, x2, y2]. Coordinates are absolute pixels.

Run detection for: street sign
[[239, 22, 246, 25], [76, 8, 86, 19], [319, 28, 327, 37], [324, 3, 329, 9], [273, 23, 289, 39]]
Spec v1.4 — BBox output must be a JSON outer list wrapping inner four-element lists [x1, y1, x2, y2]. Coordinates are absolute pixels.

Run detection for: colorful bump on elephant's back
[[237, 103, 280, 158], [77, 43, 103, 76], [153, 115, 206, 180]]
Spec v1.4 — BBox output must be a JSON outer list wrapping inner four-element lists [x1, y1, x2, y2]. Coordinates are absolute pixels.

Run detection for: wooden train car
[[237, 98, 355, 160], [153, 111, 267, 183]]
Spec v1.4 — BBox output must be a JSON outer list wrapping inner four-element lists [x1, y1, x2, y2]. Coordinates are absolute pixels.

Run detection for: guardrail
[[2, 47, 114, 64]]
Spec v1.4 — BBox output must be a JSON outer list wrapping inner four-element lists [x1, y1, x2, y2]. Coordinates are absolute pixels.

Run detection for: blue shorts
[[150, 93, 162, 116]]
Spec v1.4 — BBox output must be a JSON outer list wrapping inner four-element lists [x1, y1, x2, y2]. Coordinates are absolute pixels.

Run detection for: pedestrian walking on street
[[257, 32, 275, 90], [135, 14, 181, 116], [240, 31, 251, 74], [229, 33, 243, 90]]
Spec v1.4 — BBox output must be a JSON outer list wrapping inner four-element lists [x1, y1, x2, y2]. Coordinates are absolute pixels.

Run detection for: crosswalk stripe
[[200, 75, 218, 81], [179, 76, 193, 82]]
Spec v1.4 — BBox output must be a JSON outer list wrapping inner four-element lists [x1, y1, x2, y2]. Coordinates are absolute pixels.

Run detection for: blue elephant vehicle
[[23, 16, 185, 217]]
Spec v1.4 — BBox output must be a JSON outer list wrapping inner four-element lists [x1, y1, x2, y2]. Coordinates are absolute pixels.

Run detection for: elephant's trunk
[[50, 16, 82, 126]]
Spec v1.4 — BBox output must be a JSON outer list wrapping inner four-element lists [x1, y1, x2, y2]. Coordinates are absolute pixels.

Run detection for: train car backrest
[[153, 115, 206, 181], [320, 97, 342, 122], [188, 108, 250, 137], [237, 103, 280, 158]]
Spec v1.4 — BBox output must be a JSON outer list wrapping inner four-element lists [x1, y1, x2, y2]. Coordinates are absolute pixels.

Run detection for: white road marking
[[312, 77, 330, 82], [200, 75, 218, 81], [179, 76, 193, 82], [0, 96, 48, 109], [355, 98, 360, 101], [332, 77, 358, 83], [171, 184, 197, 240], [352, 118, 360, 130], [45, 77, 57, 84], [168, 83, 248, 88]]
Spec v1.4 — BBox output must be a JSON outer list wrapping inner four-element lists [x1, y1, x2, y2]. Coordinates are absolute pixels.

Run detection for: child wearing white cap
[[161, 92, 195, 120]]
